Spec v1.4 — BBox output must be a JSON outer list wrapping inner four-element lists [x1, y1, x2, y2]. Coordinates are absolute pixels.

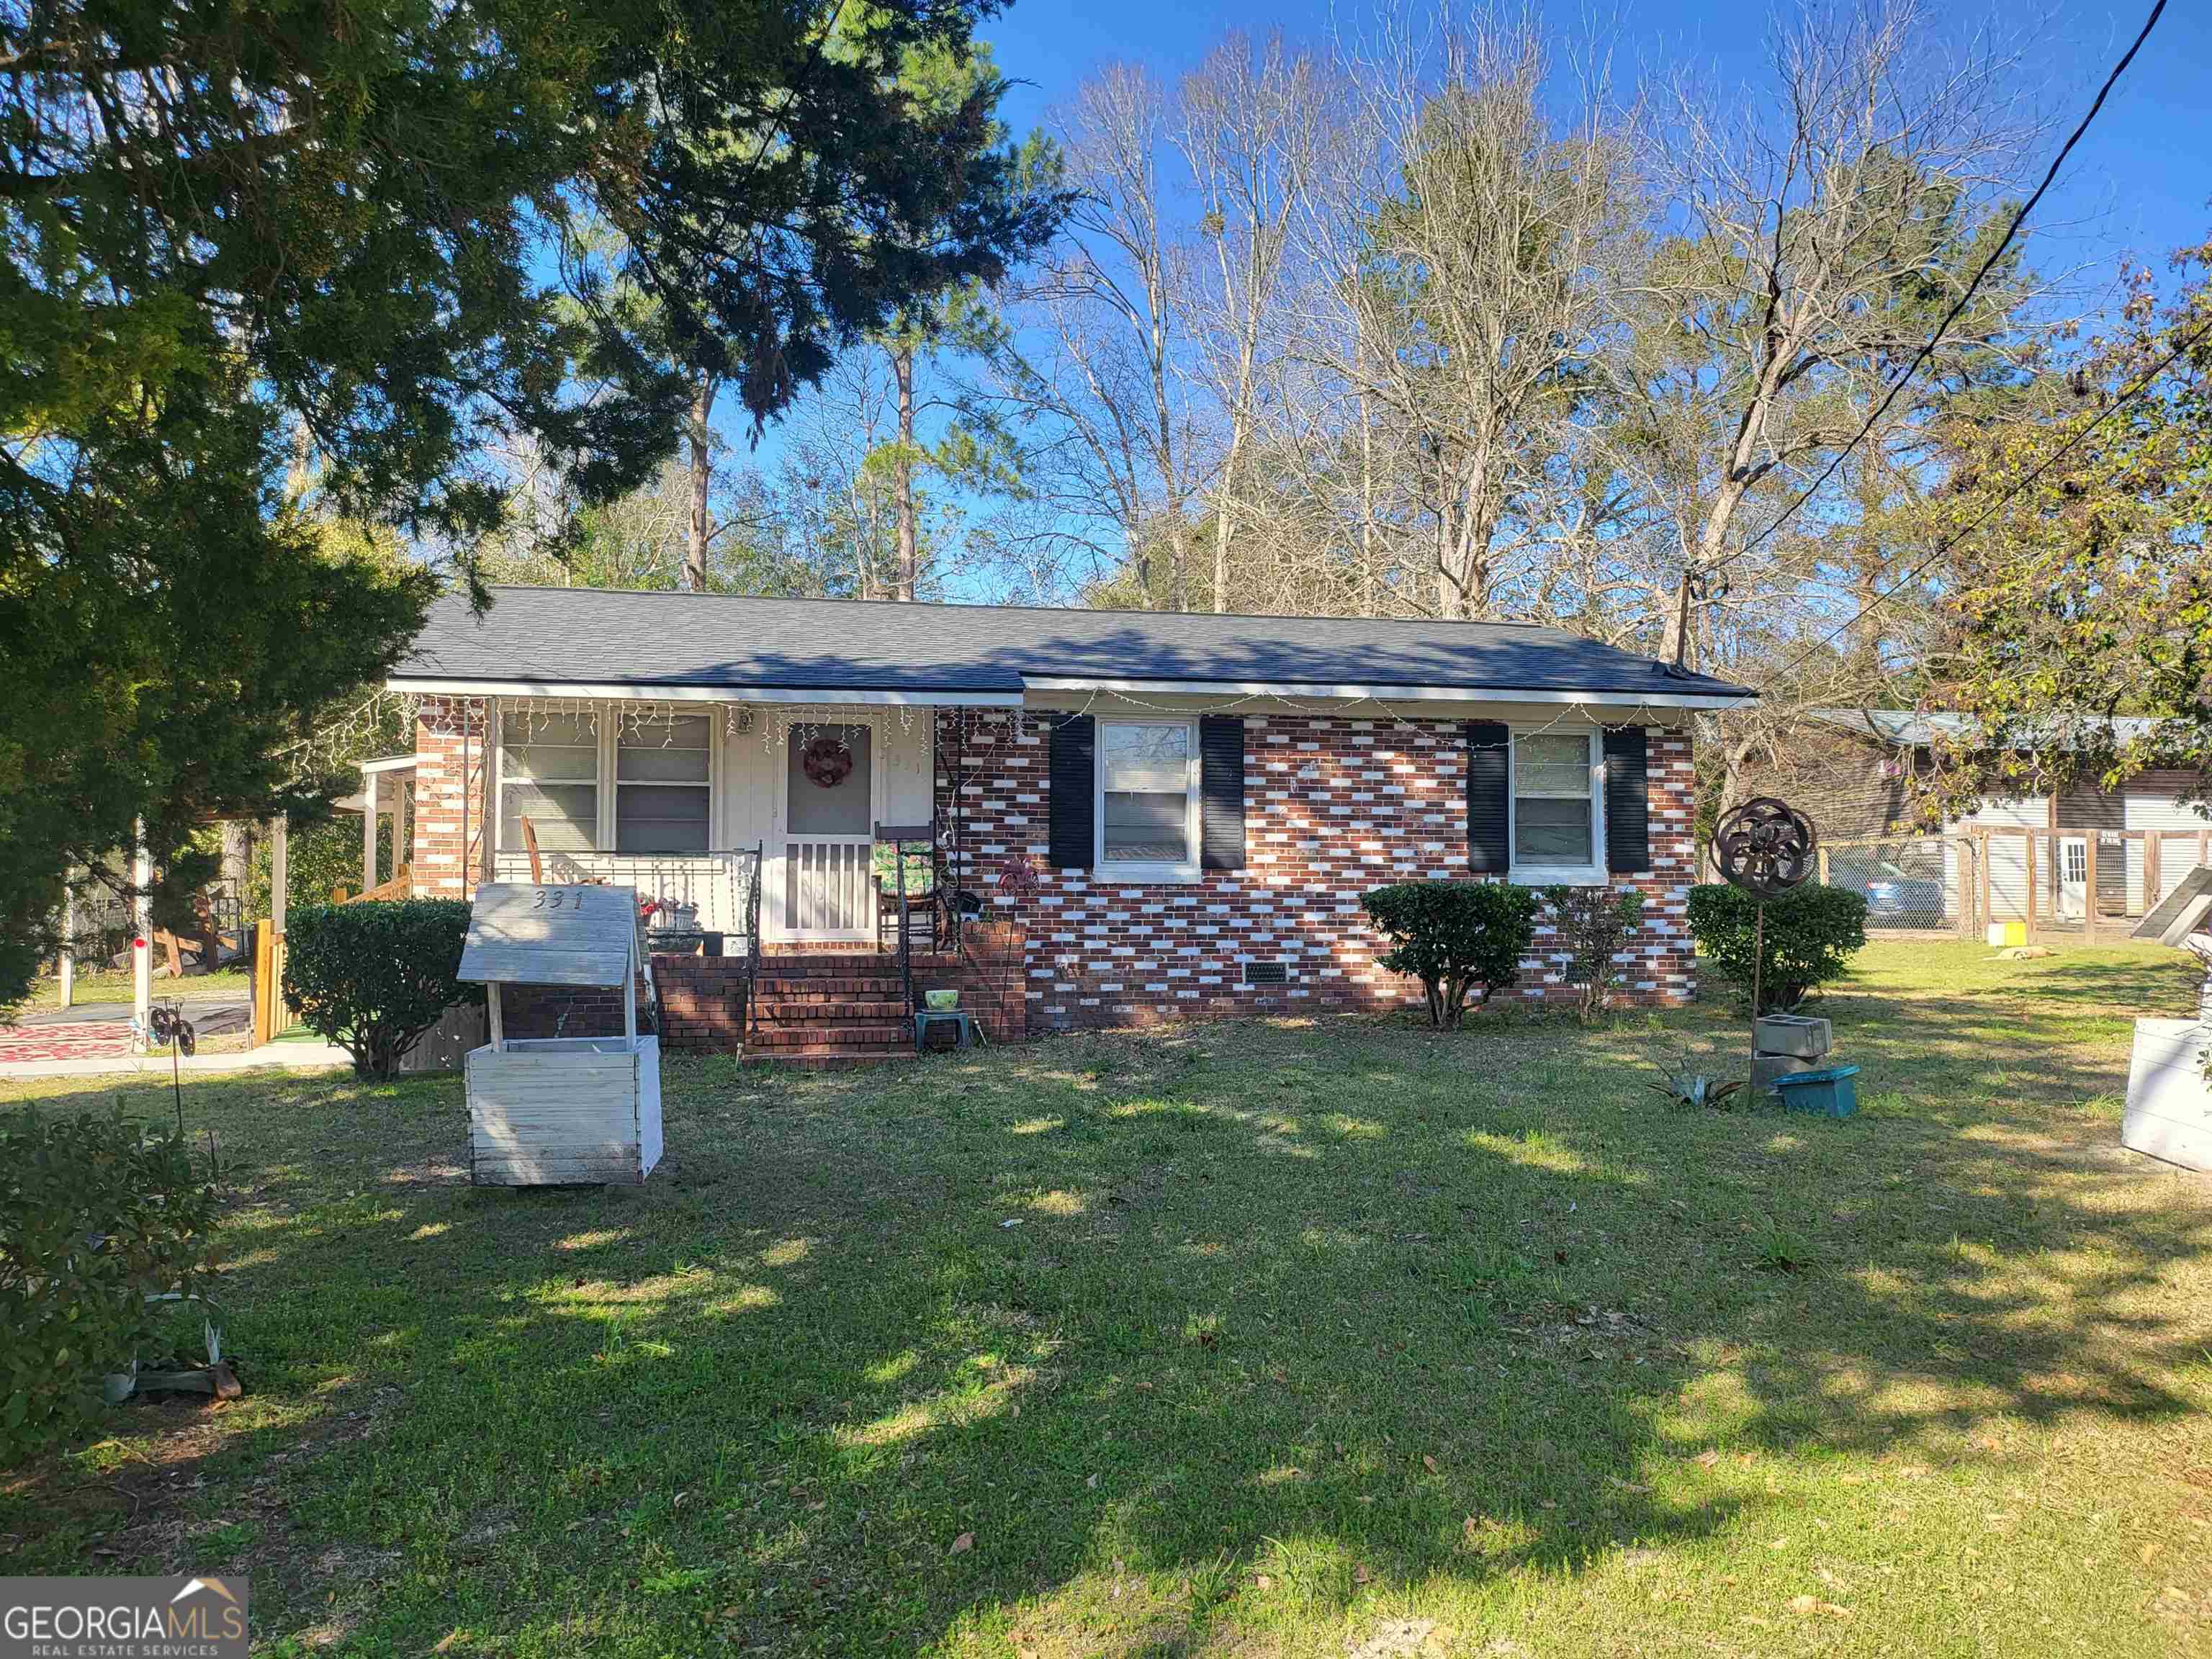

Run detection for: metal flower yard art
[[1712, 797, 1829, 1098], [1713, 796, 1819, 902]]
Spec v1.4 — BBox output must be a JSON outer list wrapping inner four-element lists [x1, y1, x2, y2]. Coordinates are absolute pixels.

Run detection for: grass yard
[[7, 940, 2212, 1657]]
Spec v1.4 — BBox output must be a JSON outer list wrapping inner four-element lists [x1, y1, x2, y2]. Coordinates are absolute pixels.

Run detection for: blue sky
[[981, 0, 2208, 262]]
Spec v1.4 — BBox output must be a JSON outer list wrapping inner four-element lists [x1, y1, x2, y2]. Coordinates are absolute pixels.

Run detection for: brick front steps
[[745, 951, 966, 1069]]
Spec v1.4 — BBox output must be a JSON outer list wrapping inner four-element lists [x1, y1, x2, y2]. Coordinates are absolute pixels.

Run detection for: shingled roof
[[391, 586, 1753, 703]]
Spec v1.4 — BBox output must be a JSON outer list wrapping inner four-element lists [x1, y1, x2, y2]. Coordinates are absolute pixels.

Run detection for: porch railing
[[489, 849, 763, 955]]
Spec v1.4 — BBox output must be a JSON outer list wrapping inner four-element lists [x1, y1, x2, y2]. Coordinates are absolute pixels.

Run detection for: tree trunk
[[1358, 408, 1377, 616], [1210, 415, 1246, 615], [685, 372, 714, 593], [891, 343, 919, 601]]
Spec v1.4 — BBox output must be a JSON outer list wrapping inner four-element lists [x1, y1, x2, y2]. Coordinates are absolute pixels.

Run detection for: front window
[[616, 714, 711, 853], [499, 711, 599, 853], [1511, 729, 1602, 876], [1098, 719, 1197, 876]]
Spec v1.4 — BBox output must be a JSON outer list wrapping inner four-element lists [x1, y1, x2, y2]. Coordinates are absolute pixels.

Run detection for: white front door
[[2057, 835, 2089, 921], [777, 719, 878, 940]]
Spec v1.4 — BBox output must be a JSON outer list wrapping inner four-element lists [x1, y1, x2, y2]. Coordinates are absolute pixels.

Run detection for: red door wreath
[[801, 733, 854, 788]]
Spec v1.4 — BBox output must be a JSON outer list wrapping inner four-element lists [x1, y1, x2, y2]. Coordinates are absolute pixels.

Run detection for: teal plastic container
[[1773, 1063, 1860, 1118]]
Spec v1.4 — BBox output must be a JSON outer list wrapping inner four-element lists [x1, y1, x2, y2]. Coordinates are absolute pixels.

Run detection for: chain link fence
[[1819, 836, 1961, 932]]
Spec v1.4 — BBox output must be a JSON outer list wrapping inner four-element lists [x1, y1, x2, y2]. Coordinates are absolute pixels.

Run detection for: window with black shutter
[[1047, 715, 1095, 869], [1199, 716, 1245, 871]]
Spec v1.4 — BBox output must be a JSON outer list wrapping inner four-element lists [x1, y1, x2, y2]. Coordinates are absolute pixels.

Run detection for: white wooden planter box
[[2123, 1018, 2212, 1172], [467, 1035, 662, 1185], [456, 882, 665, 1188]]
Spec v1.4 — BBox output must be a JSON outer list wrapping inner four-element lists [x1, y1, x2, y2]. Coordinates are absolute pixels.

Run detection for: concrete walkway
[[0, 1039, 355, 1082]]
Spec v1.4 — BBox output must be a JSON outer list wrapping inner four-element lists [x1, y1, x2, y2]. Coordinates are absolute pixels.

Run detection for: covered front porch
[[405, 692, 1028, 1060], [446, 695, 959, 949]]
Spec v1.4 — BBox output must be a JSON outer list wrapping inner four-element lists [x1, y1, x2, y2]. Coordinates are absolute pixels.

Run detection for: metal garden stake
[[1713, 797, 1818, 1048]]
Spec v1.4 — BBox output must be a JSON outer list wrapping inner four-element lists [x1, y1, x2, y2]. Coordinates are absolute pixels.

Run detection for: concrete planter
[[1752, 1051, 1822, 1094], [1755, 1015, 1832, 1058]]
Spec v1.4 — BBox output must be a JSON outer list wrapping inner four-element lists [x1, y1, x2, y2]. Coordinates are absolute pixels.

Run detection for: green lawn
[[7, 940, 2212, 1657]]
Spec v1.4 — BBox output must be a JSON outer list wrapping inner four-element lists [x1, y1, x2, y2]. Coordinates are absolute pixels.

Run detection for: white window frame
[[613, 710, 716, 855], [1507, 726, 1608, 886], [494, 707, 603, 855], [490, 702, 726, 860], [1094, 716, 1202, 884]]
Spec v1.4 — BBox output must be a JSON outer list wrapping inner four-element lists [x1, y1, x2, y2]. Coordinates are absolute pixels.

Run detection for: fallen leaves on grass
[[949, 1532, 974, 1555]]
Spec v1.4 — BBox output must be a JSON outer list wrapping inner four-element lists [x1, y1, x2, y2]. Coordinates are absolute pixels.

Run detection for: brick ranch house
[[387, 588, 1753, 1061]]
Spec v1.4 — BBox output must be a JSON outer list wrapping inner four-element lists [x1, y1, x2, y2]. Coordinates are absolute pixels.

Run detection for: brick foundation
[[654, 956, 750, 1052], [500, 956, 745, 1053], [935, 710, 1697, 1033]]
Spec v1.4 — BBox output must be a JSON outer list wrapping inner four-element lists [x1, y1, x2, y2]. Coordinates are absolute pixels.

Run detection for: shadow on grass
[[5, 942, 2211, 1655]]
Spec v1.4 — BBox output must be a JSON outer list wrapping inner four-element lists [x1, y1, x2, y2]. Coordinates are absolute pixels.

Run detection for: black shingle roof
[[392, 587, 1752, 701]]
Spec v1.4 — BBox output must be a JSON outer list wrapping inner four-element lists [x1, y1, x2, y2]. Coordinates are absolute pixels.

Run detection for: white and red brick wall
[[409, 698, 1701, 1043], [412, 696, 487, 899], [935, 710, 1698, 1031]]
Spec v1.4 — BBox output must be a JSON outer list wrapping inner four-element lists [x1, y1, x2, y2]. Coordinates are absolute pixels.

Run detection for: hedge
[[1686, 882, 1868, 1012], [1360, 881, 1539, 1027], [1, 1112, 218, 1463], [285, 899, 482, 1076]]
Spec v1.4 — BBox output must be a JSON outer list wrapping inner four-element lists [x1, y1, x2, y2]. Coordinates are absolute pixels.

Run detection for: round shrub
[[1, 1112, 218, 1463], [1360, 881, 1539, 1027], [1686, 882, 1868, 1012], [285, 898, 482, 1076]]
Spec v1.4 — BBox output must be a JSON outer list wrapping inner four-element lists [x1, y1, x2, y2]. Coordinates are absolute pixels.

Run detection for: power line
[[1763, 309, 2212, 688], [1707, 0, 2167, 577]]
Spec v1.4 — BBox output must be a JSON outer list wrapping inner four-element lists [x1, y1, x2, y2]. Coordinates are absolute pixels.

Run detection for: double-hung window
[[616, 715, 712, 853], [1510, 728, 1606, 883], [497, 707, 716, 856], [498, 711, 600, 853], [1097, 719, 1199, 881]]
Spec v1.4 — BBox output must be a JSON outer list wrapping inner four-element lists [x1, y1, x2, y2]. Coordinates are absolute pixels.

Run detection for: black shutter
[[1199, 716, 1246, 871], [1465, 721, 1510, 873], [1603, 726, 1651, 873], [1048, 714, 1095, 869]]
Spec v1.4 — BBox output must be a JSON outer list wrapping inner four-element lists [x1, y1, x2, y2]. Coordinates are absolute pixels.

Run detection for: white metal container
[[456, 883, 664, 1186]]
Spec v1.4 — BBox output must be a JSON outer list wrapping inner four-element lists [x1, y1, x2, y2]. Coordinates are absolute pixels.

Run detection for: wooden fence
[[1807, 827, 2212, 943]]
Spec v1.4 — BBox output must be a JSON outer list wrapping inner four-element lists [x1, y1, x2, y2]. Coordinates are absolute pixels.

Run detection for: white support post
[[271, 814, 289, 936], [623, 938, 638, 1046], [481, 694, 501, 886], [58, 883, 74, 1010], [486, 981, 504, 1051], [131, 824, 152, 1050], [361, 768, 379, 894]]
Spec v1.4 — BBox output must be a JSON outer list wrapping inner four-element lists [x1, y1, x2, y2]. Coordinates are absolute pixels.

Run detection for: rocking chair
[[872, 824, 945, 956]]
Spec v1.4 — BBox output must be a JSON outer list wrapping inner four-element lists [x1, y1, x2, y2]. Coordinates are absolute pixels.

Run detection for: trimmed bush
[[1686, 882, 1868, 1012], [1, 1112, 219, 1463], [286, 899, 482, 1076], [1542, 885, 1646, 1020], [1361, 881, 1539, 1027]]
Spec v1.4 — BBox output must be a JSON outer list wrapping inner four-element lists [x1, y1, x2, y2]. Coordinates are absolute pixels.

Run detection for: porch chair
[[871, 824, 945, 956]]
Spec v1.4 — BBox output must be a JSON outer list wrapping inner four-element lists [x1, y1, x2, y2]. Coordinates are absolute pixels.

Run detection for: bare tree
[[1622, 0, 2045, 667], [970, 63, 1208, 608], [1287, 6, 1640, 621], [1175, 33, 1328, 612]]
